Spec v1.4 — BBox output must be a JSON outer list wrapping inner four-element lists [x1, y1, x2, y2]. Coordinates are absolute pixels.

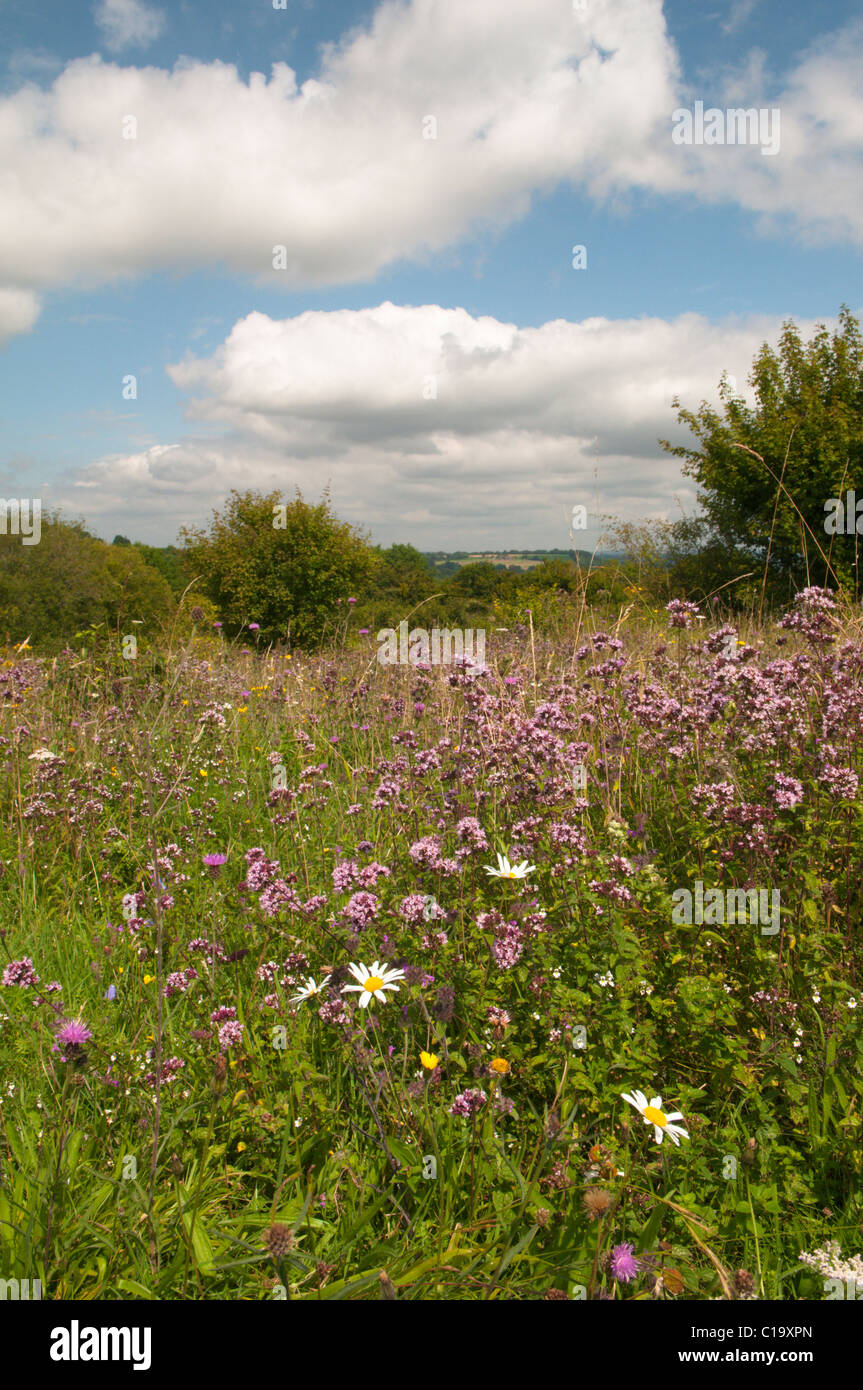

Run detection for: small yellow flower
[[420, 1051, 439, 1071], [143, 974, 154, 984], [237, 1142, 247, 1152], [199, 768, 208, 777], [490, 1057, 510, 1075]]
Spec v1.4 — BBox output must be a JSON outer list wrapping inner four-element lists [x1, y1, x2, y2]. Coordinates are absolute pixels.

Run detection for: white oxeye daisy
[[484, 852, 535, 881], [621, 1089, 689, 1146], [290, 975, 331, 1005], [341, 961, 406, 1008]]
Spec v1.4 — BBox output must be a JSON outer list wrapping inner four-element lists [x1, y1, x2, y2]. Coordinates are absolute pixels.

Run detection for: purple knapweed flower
[[610, 1242, 641, 1283], [54, 1018, 93, 1059]]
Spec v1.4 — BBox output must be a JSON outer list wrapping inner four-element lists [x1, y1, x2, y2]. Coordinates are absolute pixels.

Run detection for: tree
[[134, 543, 192, 598], [0, 513, 174, 649], [180, 489, 379, 648], [659, 306, 863, 595], [450, 561, 502, 600]]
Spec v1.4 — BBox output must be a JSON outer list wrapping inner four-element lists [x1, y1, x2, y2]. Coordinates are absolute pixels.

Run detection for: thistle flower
[[610, 1242, 640, 1283], [55, 1018, 92, 1051]]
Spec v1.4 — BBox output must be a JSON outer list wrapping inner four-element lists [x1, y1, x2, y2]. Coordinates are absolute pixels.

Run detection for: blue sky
[[0, 0, 861, 548]]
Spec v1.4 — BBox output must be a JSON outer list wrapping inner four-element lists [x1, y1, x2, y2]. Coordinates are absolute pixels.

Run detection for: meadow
[[1, 586, 862, 1301]]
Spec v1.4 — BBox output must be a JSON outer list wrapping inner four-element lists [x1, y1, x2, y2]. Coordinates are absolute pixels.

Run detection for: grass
[[1, 590, 861, 1300]]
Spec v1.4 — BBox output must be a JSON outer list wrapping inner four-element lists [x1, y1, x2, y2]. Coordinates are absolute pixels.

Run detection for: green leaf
[[181, 1209, 216, 1277]]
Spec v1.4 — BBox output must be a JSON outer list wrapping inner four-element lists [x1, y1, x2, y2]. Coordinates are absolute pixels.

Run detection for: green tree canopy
[[660, 306, 863, 594], [0, 512, 174, 649], [180, 489, 379, 648]]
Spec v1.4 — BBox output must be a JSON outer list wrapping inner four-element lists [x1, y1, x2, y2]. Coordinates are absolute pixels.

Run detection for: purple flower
[[213, 621, 223, 629], [771, 772, 804, 809], [358, 628, 369, 635], [343, 891, 380, 928], [450, 1088, 488, 1118], [2, 957, 40, 988], [203, 852, 228, 876], [103, 985, 117, 1001], [347, 597, 357, 604], [54, 1018, 93, 1058], [218, 1019, 245, 1052], [665, 598, 700, 629], [249, 622, 260, 631], [144, 1056, 185, 1087], [610, 1242, 640, 1283], [819, 764, 859, 799], [399, 894, 428, 925]]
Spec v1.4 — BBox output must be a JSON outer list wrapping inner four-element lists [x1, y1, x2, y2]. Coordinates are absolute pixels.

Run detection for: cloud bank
[[49, 302, 825, 547]]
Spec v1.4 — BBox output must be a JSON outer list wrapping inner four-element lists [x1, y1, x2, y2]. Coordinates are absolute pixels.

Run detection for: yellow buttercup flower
[[143, 974, 154, 984], [420, 1051, 439, 1071], [490, 1057, 510, 1075]]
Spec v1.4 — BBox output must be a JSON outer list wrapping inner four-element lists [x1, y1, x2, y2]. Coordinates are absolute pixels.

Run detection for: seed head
[[583, 1186, 614, 1220], [264, 1224, 295, 1260]]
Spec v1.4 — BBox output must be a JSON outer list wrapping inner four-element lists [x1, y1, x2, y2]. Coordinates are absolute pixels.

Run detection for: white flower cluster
[[799, 1241, 863, 1281]]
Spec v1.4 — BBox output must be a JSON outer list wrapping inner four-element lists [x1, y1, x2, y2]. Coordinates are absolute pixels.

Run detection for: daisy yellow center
[[364, 975, 384, 992], [505, 871, 518, 879], [643, 1105, 667, 1127]]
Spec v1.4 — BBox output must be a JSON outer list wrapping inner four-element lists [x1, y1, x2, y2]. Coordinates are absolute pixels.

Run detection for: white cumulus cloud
[[0, 0, 858, 304], [48, 302, 838, 547], [0, 288, 41, 346]]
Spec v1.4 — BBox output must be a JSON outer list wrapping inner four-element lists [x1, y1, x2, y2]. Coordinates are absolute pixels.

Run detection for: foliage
[[0, 513, 175, 650], [2, 595, 861, 1299], [660, 307, 863, 595], [180, 489, 380, 649]]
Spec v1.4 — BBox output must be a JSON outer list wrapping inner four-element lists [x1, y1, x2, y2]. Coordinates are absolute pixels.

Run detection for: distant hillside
[[421, 548, 614, 576]]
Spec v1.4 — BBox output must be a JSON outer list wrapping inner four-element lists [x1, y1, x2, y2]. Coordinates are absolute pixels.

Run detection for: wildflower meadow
[[1, 586, 862, 1305]]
